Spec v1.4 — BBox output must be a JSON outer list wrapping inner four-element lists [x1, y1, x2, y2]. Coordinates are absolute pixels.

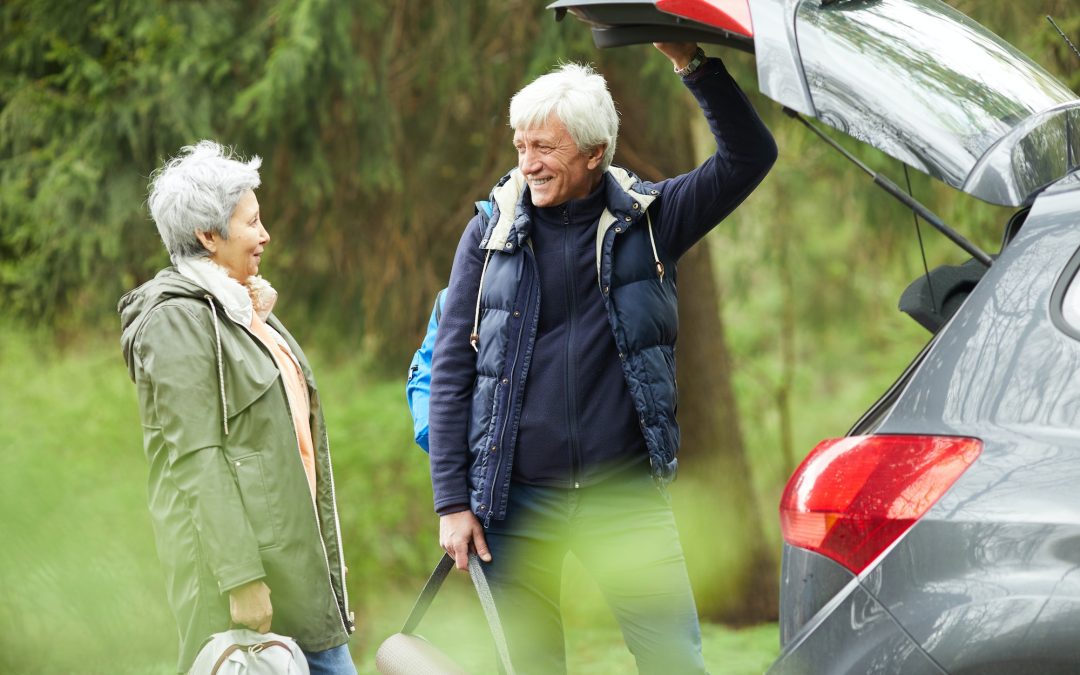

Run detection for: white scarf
[[176, 257, 278, 327]]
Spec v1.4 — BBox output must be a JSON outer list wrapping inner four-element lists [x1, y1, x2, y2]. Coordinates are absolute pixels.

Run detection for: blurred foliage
[[3, 0, 1067, 358], [0, 326, 778, 672], [0, 0, 609, 363]]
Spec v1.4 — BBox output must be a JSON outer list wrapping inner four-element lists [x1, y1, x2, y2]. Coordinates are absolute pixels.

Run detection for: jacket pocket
[[232, 453, 279, 550]]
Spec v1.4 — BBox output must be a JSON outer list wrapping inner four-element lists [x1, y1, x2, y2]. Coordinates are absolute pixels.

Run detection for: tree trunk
[[674, 243, 779, 623], [607, 58, 778, 622]]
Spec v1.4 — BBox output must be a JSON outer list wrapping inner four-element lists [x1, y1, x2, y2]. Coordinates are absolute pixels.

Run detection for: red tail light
[[780, 435, 982, 574], [656, 0, 754, 38]]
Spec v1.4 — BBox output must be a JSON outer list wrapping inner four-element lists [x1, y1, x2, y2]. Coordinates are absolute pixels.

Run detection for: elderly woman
[[119, 141, 356, 674]]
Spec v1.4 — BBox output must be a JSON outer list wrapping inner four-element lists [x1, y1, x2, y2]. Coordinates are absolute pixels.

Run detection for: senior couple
[[122, 42, 775, 674]]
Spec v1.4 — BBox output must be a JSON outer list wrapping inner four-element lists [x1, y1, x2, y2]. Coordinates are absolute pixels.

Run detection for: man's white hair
[[147, 140, 262, 264], [509, 63, 619, 171]]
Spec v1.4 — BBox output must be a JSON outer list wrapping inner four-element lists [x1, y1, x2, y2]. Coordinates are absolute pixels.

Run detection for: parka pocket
[[231, 453, 279, 550]]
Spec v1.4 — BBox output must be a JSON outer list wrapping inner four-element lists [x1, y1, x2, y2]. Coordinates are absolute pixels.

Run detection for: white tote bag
[[188, 629, 310, 675]]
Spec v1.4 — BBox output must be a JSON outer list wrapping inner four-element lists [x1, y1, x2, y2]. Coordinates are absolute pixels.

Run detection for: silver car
[[552, 0, 1080, 672]]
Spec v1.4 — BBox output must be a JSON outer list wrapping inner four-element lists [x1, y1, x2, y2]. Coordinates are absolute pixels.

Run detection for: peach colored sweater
[[249, 311, 317, 500]]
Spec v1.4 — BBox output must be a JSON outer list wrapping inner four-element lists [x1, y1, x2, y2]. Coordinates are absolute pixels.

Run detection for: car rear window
[[795, 0, 1079, 206]]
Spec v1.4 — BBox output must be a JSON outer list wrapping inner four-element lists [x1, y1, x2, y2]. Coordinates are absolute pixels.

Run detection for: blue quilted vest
[[468, 166, 679, 524]]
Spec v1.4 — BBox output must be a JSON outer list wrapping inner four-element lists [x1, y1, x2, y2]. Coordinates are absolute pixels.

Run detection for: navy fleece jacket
[[513, 184, 647, 487]]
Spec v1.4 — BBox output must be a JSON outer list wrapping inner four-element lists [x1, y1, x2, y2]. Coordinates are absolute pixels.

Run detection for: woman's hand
[[229, 579, 273, 632]]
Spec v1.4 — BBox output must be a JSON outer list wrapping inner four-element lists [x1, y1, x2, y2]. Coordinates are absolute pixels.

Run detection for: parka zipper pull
[[646, 212, 664, 284]]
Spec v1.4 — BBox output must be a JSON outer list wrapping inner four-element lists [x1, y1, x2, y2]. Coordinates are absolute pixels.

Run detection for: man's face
[[514, 116, 605, 208]]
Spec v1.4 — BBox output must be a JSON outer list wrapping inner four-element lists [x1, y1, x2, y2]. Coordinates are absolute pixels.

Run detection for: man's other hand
[[440, 510, 492, 570], [653, 42, 700, 70], [229, 579, 273, 633]]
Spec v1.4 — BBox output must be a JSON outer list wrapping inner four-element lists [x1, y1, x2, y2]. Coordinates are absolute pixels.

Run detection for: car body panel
[[767, 564, 946, 674], [869, 517, 1080, 674], [863, 182, 1080, 670], [748, 0, 815, 115], [656, 0, 754, 37], [964, 104, 1080, 207], [770, 181, 1080, 673], [778, 547, 857, 644], [547, 0, 754, 51], [878, 180, 1080, 436]]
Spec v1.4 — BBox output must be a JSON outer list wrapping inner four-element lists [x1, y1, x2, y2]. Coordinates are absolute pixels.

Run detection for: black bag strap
[[401, 553, 515, 675], [467, 553, 514, 675], [401, 554, 454, 634]]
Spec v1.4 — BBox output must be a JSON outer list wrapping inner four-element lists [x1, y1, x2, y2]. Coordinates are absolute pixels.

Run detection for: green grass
[[353, 567, 777, 674], [0, 326, 778, 673]]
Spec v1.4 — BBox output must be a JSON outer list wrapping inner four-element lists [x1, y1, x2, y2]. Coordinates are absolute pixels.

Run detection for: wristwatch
[[674, 47, 707, 77]]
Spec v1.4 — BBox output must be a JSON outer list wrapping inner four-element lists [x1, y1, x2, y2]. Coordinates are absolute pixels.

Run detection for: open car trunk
[[549, 0, 1080, 207]]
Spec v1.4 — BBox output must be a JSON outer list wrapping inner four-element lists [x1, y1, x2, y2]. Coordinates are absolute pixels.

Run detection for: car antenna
[[782, 107, 993, 268], [1047, 17, 1079, 171], [1047, 16, 1080, 63]]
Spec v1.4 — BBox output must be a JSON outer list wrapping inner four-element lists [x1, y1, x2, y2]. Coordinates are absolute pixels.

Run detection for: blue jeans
[[302, 643, 356, 675], [483, 471, 706, 674]]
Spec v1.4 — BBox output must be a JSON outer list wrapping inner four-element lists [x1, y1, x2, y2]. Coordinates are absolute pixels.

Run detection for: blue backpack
[[406, 201, 493, 452]]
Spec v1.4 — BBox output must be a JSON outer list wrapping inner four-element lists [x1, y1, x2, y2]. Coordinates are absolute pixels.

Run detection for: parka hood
[[118, 268, 208, 381]]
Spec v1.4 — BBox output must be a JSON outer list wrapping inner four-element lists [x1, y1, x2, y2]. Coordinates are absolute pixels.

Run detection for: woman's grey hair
[[509, 63, 619, 171], [147, 140, 262, 263]]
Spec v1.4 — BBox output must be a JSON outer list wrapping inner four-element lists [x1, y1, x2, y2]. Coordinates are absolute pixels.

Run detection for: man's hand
[[653, 42, 700, 71], [229, 579, 273, 633], [440, 510, 492, 570]]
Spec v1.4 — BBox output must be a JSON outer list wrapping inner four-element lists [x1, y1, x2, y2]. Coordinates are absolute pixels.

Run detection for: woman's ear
[[195, 230, 217, 255]]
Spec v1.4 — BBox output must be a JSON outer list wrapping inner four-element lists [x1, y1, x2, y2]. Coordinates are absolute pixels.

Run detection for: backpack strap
[[469, 200, 496, 352], [433, 288, 446, 325], [476, 199, 493, 221]]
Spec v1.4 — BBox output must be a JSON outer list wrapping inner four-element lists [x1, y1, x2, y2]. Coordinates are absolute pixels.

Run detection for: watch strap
[[675, 47, 707, 77]]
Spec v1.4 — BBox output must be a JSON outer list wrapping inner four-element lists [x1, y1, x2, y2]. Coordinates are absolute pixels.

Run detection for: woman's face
[[202, 190, 269, 282]]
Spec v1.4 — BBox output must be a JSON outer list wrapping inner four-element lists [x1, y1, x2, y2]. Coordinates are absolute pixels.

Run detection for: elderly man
[[429, 43, 776, 672]]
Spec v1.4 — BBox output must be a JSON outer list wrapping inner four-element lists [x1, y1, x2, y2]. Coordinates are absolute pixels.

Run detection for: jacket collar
[[480, 166, 659, 252], [176, 257, 278, 326]]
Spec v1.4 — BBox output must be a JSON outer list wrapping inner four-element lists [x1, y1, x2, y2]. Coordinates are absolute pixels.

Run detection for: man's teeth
[[531, 178, 551, 186]]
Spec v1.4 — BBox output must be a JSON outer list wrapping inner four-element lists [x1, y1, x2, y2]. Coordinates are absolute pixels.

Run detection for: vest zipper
[[563, 206, 582, 488], [487, 249, 537, 525], [646, 211, 665, 283]]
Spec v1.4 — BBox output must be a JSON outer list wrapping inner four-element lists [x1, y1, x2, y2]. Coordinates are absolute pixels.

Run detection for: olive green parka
[[119, 268, 353, 673]]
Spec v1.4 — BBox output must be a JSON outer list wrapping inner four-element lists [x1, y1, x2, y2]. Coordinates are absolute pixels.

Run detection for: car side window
[[1054, 247, 1080, 338]]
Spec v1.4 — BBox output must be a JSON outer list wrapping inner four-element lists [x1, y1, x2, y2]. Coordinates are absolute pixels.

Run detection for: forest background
[[1, 0, 1077, 672]]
